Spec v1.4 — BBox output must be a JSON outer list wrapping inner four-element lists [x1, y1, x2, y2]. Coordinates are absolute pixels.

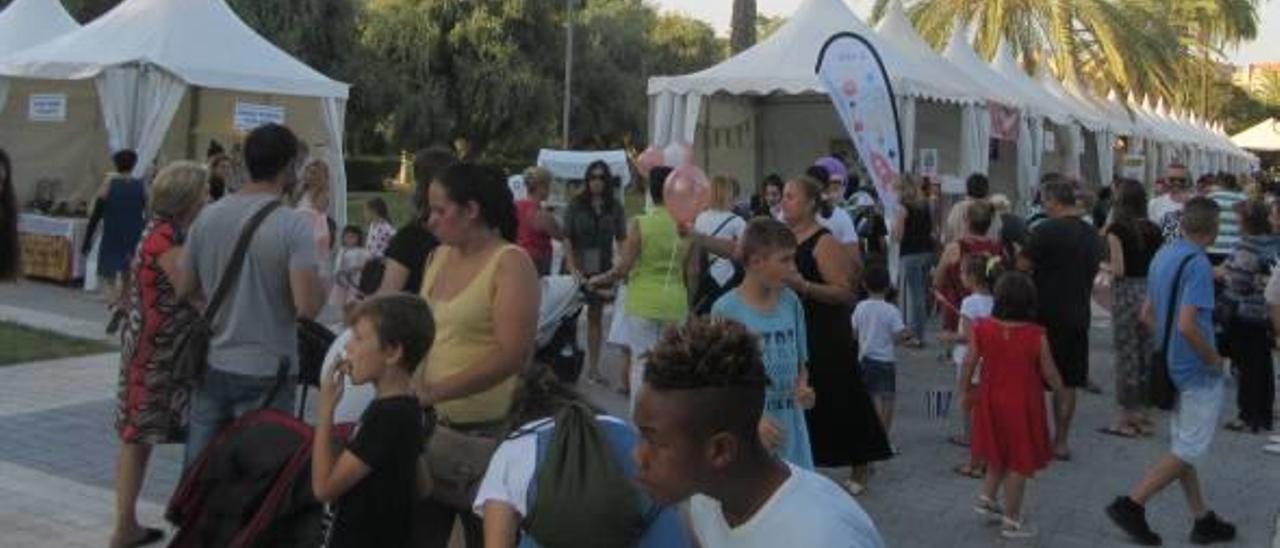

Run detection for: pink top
[[516, 200, 552, 264]]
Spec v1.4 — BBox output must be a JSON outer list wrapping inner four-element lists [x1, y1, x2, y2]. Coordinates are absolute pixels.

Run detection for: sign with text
[[815, 32, 904, 219], [28, 94, 67, 122], [233, 102, 286, 132], [919, 148, 939, 177]]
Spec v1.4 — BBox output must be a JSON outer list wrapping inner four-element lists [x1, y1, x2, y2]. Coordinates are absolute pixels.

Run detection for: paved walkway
[[0, 281, 1277, 547]]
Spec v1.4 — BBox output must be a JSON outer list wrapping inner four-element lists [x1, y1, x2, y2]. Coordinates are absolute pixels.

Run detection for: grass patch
[[0, 322, 115, 366], [345, 190, 416, 229]]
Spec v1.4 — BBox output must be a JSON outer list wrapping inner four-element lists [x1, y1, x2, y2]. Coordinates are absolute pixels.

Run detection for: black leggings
[[1228, 320, 1275, 430]]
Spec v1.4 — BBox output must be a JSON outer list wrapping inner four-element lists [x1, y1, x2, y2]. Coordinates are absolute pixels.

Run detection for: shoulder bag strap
[[1159, 253, 1198, 354], [203, 200, 283, 320]]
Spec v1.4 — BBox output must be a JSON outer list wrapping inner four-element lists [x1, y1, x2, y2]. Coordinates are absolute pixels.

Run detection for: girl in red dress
[[958, 271, 1066, 540]]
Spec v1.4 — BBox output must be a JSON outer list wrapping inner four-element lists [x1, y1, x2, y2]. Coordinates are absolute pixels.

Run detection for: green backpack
[[523, 404, 655, 548]]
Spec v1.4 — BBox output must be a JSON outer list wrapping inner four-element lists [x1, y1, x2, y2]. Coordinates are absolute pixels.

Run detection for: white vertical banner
[[815, 32, 904, 219]]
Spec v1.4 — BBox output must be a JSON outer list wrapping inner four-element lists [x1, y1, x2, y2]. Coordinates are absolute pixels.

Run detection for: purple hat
[[813, 156, 847, 184]]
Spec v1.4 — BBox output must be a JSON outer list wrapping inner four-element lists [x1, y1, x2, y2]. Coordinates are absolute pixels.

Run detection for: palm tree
[[871, 0, 1256, 112], [730, 0, 757, 54], [1257, 71, 1280, 108]]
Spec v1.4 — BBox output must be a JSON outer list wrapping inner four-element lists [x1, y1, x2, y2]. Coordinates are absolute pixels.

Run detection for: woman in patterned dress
[[111, 162, 209, 548]]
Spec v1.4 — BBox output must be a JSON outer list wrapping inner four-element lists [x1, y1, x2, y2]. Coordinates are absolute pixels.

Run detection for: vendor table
[[18, 213, 88, 283]]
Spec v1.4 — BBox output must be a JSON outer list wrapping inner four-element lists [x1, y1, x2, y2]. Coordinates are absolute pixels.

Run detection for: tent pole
[[701, 98, 711, 172], [185, 86, 201, 160], [753, 97, 764, 193]]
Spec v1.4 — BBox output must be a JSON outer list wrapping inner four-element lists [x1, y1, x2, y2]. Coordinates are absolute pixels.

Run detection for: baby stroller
[[536, 275, 586, 384], [165, 361, 349, 548]]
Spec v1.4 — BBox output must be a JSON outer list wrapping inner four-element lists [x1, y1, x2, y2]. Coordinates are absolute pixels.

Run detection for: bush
[[345, 156, 400, 192]]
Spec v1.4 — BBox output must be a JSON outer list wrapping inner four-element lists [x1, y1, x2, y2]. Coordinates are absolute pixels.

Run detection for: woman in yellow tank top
[[416, 163, 540, 548]]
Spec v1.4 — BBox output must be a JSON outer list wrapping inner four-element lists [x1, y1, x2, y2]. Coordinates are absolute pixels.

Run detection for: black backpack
[[691, 215, 744, 315]]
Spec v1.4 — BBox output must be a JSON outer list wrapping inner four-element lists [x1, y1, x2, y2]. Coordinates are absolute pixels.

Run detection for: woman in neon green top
[[590, 165, 697, 411]]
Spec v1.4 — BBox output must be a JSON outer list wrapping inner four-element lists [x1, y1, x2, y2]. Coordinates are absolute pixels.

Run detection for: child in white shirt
[[940, 254, 997, 477], [852, 264, 910, 438], [331, 226, 372, 306]]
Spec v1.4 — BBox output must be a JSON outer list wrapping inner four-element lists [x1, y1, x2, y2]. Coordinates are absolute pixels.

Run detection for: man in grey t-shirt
[[178, 124, 324, 466]]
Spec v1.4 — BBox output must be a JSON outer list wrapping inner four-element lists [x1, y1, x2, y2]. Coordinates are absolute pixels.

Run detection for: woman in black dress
[[780, 174, 891, 493]]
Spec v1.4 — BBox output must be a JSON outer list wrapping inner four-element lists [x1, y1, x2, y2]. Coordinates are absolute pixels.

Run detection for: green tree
[[647, 13, 724, 77], [1256, 71, 1280, 108]]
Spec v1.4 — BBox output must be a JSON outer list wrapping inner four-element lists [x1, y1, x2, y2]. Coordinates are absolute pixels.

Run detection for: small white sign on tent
[[233, 101, 285, 132], [28, 93, 65, 122]]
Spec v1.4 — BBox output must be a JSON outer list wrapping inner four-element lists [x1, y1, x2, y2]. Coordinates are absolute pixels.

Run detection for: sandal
[[1223, 420, 1249, 432], [842, 479, 867, 496], [1000, 516, 1039, 539], [114, 527, 164, 548], [952, 463, 983, 479], [1097, 425, 1140, 438], [973, 494, 1003, 523], [947, 435, 970, 448]]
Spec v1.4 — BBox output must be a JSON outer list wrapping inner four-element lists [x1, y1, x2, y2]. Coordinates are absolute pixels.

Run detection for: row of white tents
[[0, 0, 349, 224], [647, 0, 1261, 206]]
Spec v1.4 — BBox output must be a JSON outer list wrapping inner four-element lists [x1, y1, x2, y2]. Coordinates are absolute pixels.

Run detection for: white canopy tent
[[874, 1, 989, 179], [1231, 118, 1279, 152], [0, 0, 79, 115], [646, 0, 982, 189], [941, 25, 1043, 206], [0, 0, 350, 223]]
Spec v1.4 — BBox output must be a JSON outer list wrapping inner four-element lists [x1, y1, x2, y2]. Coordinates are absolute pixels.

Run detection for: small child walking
[[943, 254, 997, 477], [711, 218, 817, 470], [331, 226, 372, 306], [312, 294, 433, 548], [959, 272, 1066, 539], [851, 263, 910, 441]]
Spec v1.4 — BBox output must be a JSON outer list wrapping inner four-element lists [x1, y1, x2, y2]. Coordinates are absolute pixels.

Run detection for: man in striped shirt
[[1206, 173, 1246, 265]]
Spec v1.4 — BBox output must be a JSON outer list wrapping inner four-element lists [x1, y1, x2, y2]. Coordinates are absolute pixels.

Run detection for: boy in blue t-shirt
[[711, 217, 816, 470], [1106, 197, 1236, 546]]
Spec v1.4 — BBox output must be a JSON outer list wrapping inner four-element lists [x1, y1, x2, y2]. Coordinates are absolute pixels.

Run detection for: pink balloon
[[636, 146, 665, 175], [663, 142, 694, 166], [663, 165, 710, 226]]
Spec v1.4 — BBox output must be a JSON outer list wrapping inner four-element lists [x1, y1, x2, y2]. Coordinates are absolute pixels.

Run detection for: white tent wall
[[0, 78, 8, 115], [95, 65, 188, 179], [0, 78, 110, 205], [691, 94, 965, 190]]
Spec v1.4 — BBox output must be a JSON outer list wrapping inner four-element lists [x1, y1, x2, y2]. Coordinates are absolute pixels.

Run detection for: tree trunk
[[730, 0, 757, 54]]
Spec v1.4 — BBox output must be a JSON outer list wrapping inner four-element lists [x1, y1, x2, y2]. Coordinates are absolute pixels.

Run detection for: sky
[[652, 0, 1280, 66]]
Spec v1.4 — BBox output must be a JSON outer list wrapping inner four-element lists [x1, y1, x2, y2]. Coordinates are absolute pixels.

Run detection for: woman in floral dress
[[111, 162, 208, 548]]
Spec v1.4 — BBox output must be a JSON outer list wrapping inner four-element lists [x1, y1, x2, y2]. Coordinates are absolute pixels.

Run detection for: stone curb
[[0, 304, 115, 344]]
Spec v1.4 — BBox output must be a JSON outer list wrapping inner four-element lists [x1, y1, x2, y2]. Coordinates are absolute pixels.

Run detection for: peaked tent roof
[[988, 41, 1073, 126], [0, 0, 79, 57], [1034, 67, 1107, 132], [872, 1, 985, 104], [647, 0, 977, 104], [0, 0, 347, 99], [938, 19, 1020, 108]]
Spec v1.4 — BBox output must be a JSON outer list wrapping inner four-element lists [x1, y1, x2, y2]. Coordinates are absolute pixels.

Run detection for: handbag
[[1151, 253, 1197, 411], [417, 419, 507, 510], [171, 201, 283, 382]]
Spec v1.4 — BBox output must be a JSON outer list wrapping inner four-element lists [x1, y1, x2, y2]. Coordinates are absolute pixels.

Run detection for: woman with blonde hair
[[295, 160, 333, 278], [111, 161, 209, 548], [690, 175, 746, 314]]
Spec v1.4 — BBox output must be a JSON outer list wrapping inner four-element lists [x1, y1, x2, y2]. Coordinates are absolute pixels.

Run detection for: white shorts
[[1171, 377, 1225, 467], [606, 286, 630, 347], [627, 315, 669, 415]]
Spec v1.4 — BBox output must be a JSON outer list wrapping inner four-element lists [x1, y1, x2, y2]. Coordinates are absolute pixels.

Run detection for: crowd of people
[[4, 123, 1280, 547]]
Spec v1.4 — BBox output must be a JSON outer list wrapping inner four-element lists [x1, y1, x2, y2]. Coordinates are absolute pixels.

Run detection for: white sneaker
[[973, 495, 1003, 524], [1264, 443, 1280, 455], [842, 479, 867, 496], [1268, 434, 1280, 444]]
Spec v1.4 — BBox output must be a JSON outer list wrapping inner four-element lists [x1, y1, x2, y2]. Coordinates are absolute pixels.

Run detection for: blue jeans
[[183, 368, 295, 469], [899, 252, 934, 340]]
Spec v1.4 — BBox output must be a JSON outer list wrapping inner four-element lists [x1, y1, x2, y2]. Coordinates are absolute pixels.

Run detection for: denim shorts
[[860, 358, 897, 395]]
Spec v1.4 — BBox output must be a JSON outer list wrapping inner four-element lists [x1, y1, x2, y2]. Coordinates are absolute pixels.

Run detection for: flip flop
[[948, 435, 970, 448], [952, 463, 983, 479], [120, 528, 164, 548], [1098, 425, 1140, 438]]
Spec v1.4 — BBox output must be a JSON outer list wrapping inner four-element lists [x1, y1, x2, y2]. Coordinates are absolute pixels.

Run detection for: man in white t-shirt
[[633, 318, 886, 548], [1148, 164, 1190, 238]]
